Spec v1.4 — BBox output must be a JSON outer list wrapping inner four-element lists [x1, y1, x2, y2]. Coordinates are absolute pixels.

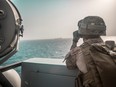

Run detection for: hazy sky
[[12, 0, 116, 40]]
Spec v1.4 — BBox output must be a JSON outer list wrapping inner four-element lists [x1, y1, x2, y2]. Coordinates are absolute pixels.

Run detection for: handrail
[[0, 62, 22, 72]]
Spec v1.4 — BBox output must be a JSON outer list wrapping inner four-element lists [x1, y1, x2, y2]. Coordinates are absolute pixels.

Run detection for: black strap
[[0, 71, 13, 87], [75, 71, 84, 87]]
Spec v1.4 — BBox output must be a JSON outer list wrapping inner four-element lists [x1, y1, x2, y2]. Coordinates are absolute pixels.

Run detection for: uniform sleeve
[[64, 47, 80, 69]]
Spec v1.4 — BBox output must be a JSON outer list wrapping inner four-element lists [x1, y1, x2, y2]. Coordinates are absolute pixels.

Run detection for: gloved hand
[[73, 30, 80, 43]]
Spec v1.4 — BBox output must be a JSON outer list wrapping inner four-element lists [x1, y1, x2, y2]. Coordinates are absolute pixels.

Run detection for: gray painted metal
[[21, 58, 78, 87]]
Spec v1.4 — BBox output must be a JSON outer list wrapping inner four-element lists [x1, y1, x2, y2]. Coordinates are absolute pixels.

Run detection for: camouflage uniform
[[68, 37, 103, 73], [66, 37, 104, 87], [65, 16, 108, 87]]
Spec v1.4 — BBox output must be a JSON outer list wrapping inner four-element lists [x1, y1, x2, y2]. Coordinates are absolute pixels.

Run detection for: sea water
[[1, 36, 116, 73], [2, 38, 72, 73]]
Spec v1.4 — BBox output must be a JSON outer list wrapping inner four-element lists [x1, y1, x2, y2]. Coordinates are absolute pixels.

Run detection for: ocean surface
[[1, 36, 116, 73], [4, 38, 72, 64], [2, 38, 72, 73]]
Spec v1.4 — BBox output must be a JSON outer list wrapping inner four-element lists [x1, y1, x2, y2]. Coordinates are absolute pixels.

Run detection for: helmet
[[0, 0, 24, 64], [78, 16, 106, 36]]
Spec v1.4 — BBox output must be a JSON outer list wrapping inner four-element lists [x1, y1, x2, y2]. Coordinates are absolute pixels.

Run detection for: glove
[[73, 30, 80, 43]]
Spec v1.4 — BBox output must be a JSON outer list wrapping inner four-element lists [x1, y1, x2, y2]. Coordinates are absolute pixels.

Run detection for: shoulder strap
[[80, 43, 103, 87]]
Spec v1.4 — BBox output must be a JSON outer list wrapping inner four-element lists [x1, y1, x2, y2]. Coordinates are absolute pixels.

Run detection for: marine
[[65, 16, 116, 87]]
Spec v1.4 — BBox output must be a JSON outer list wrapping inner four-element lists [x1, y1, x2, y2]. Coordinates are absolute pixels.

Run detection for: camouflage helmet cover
[[78, 16, 106, 36]]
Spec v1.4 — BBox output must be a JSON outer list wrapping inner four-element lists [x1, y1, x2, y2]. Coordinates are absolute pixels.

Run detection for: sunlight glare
[[99, 0, 114, 4]]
